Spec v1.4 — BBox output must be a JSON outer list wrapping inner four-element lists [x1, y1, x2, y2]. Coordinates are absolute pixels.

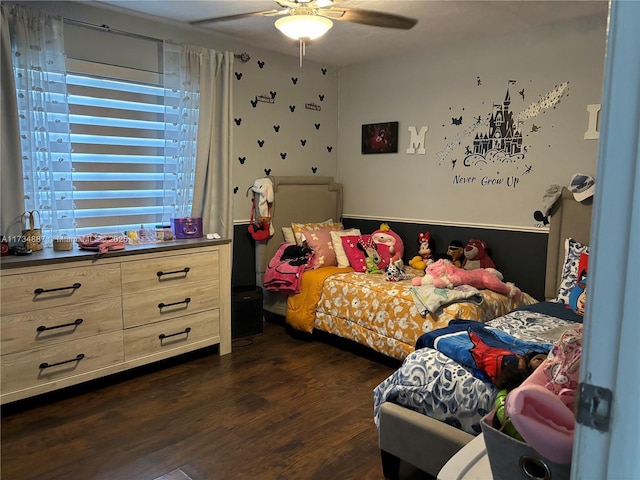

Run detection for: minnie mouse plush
[[409, 232, 434, 271]]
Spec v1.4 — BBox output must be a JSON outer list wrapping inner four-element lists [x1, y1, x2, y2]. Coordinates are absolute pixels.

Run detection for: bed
[[255, 176, 537, 361], [374, 187, 593, 479]]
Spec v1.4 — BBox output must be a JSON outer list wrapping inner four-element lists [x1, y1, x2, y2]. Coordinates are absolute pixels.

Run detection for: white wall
[[337, 12, 607, 231]]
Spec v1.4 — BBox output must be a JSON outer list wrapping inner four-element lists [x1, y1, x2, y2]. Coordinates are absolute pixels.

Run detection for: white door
[[572, 1, 640, 478]]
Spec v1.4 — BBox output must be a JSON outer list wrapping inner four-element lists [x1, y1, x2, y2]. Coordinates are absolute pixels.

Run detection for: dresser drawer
[[1, 264, 122, 315], [1, 331, 124, 394], [1, 298, 123, 355], [120, 251, 218, 294], [122, 280, 219, 328], [123, 310, 219, 360]]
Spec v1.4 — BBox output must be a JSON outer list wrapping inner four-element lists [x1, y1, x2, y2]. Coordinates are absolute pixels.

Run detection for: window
[[64, 59, 196, 236], [15, 54, 197, 239]]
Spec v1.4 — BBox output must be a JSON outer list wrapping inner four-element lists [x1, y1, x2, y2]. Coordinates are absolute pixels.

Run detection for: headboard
[[254, 176, 343, 293], [545, 187, 593, 300]]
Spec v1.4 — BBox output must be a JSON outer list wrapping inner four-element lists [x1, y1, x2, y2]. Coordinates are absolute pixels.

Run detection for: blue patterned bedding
[[373, 302, 582, 436]]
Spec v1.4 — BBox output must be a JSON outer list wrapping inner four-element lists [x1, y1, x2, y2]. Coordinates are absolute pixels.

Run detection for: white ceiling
[[95, 1, 609, 67]]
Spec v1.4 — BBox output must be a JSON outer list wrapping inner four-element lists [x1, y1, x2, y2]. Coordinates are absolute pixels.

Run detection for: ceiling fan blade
[[323, 7, 418, 29], [189, 9, 285, 26], [276, 0, 335, 7]]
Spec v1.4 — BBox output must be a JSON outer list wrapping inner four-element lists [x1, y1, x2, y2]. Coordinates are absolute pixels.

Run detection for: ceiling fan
[[189, 0, 418, 65]]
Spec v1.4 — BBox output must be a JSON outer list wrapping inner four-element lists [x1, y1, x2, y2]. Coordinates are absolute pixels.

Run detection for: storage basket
[[22, 210, 43, 251], [480, 412, 570, 480]]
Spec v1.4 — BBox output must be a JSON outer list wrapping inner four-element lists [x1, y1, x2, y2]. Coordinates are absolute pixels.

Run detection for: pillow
[[302, 228, 337, 268], [567, 270, 587, 316], [341, 234, 371, 272], [330, 228, 361, 267], [577, 251, 589, 278], [556, 238, 589, 304], [281, 227, 296, 245], [291, 219, 343, 245]]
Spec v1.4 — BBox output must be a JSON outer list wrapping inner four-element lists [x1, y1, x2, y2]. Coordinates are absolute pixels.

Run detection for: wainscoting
[[232, 221, 548, 301]]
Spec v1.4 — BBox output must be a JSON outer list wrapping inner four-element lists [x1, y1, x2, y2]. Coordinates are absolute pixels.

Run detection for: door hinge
[[576, 382, 613, 432]]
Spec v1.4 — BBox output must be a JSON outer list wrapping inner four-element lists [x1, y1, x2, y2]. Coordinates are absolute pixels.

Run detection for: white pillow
[[330, 228, 362, 268], [556, 238, 590, 304], [281, 227, 296, 244]]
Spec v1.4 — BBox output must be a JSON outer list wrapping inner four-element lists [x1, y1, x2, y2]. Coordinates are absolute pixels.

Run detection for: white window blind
[[65, 58, 194, 236]]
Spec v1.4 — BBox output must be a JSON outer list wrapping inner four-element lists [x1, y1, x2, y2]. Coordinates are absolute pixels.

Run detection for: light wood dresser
[[0, 239, 231, 404]]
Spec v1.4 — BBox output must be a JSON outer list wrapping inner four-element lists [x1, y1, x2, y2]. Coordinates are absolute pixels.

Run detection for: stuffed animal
[[412, 259, 521, 298], [462, 239, 497, 270], [385, 257, 411, 282], [409, 232, 434, 271], [372, 223, 404, 270], [446, 240, 464, 268]]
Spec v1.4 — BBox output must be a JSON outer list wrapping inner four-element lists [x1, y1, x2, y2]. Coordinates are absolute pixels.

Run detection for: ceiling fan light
[[275, 15, 333, 40]]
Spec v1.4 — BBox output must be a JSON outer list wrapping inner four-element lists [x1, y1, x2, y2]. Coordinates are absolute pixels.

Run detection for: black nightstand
[[231, 286, 263, 339]]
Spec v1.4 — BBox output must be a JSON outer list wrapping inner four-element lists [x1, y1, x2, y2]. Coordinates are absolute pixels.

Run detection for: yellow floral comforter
[[310, 272, 537, 361]]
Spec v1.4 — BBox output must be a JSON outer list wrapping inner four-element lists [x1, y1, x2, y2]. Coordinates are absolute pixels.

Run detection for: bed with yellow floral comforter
[[290, 271, 537, 361]]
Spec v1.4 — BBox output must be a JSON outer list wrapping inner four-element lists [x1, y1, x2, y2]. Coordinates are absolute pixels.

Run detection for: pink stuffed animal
[[412, 259, 521, 298]]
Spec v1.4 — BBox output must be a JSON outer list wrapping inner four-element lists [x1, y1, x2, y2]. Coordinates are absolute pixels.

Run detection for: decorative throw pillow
[[341, 234, 371, 272], [556, 238, 589, 304], [281, 227, 296, 245], [577, 252, 589, 278], [291, 219, 343, 245], [330, 228, 362, 267], [568, 271, 587, 316], [302, 228, 337, 268]]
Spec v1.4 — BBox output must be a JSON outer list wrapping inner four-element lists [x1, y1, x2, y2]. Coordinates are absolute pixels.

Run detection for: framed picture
[[361, 121, 399, 154]]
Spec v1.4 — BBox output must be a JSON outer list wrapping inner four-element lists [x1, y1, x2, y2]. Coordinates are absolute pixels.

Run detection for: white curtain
[[164, 43, 234, 238], [2, 4, 74, 243]]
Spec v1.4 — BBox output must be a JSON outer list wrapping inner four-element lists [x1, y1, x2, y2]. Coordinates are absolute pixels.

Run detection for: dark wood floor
[[1, 320, 433, 480]]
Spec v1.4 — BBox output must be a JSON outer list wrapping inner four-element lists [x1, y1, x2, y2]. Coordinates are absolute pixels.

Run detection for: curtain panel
[[1, 4, 73, 243]]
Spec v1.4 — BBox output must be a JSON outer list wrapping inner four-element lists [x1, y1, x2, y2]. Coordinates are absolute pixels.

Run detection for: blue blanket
[[416, 320, 552, 382]]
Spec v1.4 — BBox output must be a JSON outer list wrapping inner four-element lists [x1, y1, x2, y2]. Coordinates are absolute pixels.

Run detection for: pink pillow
[[341, 234, 371, 272], [302, 229, 337, 268]]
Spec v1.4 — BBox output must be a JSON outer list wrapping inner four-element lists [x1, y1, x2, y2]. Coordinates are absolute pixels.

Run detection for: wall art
[[361, 121, 399, 154]]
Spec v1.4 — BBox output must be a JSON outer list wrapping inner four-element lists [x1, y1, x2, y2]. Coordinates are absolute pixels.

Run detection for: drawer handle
[[37, 318, 84, 332], [157, 267, 190, 278], [159, 327, 191, 340], [39, 353, 85, 370], [158, 297, 191, 310], [34, 282, 82, 295]]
